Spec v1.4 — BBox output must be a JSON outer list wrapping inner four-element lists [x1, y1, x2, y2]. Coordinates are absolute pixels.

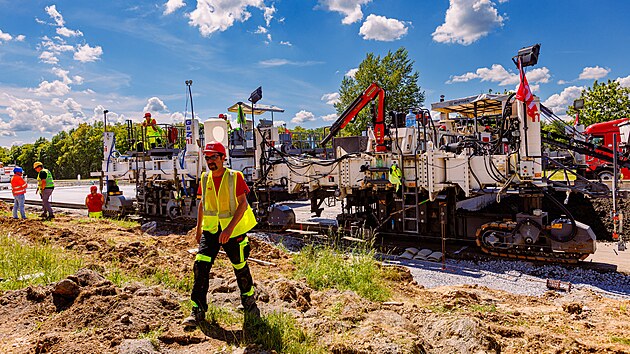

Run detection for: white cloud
[[56, 27, 83, 37], [143, 97, 169, 113], [263, 4, 276, 26], [322, 113, 337, 121], [321, 92, 340, 105], [0, 30, 12, 42], [4, 95, 84, 133], [542, 86, 584, 116], [279, 40, 292, 46], [359, 14, 408, 41], [617, 75, 630, 88], [74, 76, 85, 85], [51, 97, 85, 119], [40, 37, 74, 53], [31, 80, 71, 97], [45, 5, 65, 27], [169, 112, 186, 123], [52, 67, 72, 84], [164, 0, 186, 15], [255, 26, 268, 34], [345, 68, 358, 78], [15, 35, 25, 41], [432, 0, 505, 45], [188, 0, 274, 36], [291, 110, 316, 124], [319, 0, 372, 25], [259, 59, 323, 67], [448, 64, 550, 86], [578, 66, 610, 80], [74, 44, 103, 62], [39, 51, 59, 64]]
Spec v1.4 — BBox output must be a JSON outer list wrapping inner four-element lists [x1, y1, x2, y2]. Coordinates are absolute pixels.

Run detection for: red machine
[[321, 82, 387, 152], [583, 118, 630, 180]]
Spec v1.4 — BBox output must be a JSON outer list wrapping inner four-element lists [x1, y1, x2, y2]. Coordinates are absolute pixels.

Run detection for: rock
[[141, 221, 157, 233], [85, 241, 100, 251], [52, 279, 80, 310], [120, 314, 131, 324], [75, 268, 107, 286], [563, 302, 583, 314], [53, 279, 80, 298], [118, 339, 158, 354]]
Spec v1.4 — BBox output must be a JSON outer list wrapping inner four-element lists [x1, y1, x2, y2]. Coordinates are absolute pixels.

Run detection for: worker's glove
[[36, 188, 41, 195]]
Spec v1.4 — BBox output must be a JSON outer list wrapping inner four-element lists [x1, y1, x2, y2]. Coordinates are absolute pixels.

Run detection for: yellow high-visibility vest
[[201, 169, 257, 237]]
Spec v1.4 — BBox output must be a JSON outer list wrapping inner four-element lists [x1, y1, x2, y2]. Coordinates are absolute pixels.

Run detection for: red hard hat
[[144, 112, 152, 118], [90, 185, 97, 192], [204, 141, 226, 156]]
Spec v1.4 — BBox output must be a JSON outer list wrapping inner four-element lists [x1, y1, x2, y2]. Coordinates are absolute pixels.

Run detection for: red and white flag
[[515, 58, 539, 122]]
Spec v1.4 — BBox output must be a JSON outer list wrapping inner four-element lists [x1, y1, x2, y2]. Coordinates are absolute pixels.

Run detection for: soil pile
[[0, 207, 628, 353]]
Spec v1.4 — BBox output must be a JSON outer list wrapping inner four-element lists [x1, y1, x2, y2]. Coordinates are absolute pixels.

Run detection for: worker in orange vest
[[85, 185, 105, 218], [10, 167, 27, 219]]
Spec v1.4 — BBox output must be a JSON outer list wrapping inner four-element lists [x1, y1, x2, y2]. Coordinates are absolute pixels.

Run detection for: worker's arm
[[85, 196, 89, 208], [219, 193, 248, 244], [101, 194, 105, 206], [195, 201, 203, 244]]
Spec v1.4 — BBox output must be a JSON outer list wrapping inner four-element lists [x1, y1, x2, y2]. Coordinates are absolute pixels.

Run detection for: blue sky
[[1, 0, 629, 147]]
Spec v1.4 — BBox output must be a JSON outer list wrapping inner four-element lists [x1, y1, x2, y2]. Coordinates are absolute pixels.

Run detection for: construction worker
[[182, 141, 260, 327], [142, 112, 164, 149], [10, 167, 27, 219], [33, 161, 54, 219], [85, 185, 105, 218]]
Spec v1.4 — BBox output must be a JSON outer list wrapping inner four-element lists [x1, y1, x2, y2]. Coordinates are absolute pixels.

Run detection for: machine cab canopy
[[431, 94, 510, 119]]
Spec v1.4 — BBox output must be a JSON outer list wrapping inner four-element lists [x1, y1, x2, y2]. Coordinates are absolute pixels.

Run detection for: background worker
[[141, 112, 164, 148], [85, 185, 105, 218], [10, 167, 27, 219], [34, 161, 55, 219], [182, 141, 260, 327]]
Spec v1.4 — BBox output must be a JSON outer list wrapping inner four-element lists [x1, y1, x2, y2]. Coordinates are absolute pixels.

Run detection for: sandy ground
[[0, 201, 629, 353]]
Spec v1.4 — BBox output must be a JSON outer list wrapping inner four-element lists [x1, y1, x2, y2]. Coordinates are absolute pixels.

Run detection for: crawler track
[[475, 221, 590, 264]]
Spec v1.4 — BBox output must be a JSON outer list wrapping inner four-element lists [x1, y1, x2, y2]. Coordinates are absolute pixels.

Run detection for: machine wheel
[[597, 170, 616, 181]]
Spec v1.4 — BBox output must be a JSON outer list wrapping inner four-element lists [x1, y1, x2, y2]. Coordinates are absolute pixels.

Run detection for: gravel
[[385, 257, 630, 300]]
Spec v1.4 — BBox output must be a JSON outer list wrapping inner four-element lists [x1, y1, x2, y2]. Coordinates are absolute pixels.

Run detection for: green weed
[[470, 304, 497, 313], [139, 326, 164, 349], [246, 311, 326, 354], [0, 232, 83, 291], [611, 336, 630, 346], [293, 245, 390, 302]]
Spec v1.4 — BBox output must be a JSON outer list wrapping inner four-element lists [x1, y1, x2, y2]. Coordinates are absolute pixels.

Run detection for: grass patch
[[611, 336, 630, 346], [139, 326, 164, 349], [109, 218, 140, 229], [247, 311, 326, 354], [0, 232, 83, 291], [150, 269, 194, 293], [293, 245, 390, 302], [470, 304, 497, 313]]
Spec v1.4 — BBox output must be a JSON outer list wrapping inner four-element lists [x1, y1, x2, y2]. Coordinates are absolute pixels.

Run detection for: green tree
[[567, 80, 630, 127], [335, 47, 425, 136]]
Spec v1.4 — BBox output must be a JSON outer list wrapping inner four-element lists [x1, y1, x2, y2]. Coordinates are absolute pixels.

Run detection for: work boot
[[39, 213, 47, 218], [181, 307, 205, 327], [241, 295, 261, 318]]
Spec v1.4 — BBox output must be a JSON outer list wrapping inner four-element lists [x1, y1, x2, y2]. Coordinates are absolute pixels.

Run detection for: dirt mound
[[1, 213, 630, 353]]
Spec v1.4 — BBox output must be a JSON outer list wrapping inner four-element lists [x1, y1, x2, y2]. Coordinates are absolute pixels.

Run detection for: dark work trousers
[[190, 229, 254, 313], [41, 188, 54, 217]]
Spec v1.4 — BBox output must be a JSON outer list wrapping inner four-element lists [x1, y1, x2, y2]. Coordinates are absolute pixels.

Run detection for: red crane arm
[[320, 82, 386, 151]]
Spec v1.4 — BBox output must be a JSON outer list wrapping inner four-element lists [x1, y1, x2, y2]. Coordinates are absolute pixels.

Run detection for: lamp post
[[103, 110, 109, 132]]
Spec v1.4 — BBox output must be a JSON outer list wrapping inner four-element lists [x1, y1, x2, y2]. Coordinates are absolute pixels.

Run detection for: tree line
[[0, 122, 131, 180]]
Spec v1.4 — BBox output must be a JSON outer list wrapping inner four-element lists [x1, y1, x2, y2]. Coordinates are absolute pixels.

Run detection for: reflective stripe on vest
[[37, 168, 55, 188], [10, 175, 27, 196], [200, 169, 257, 236]]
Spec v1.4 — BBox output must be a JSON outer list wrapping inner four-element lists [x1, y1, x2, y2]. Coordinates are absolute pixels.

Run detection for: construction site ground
[[0, 198, 629, 353]]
